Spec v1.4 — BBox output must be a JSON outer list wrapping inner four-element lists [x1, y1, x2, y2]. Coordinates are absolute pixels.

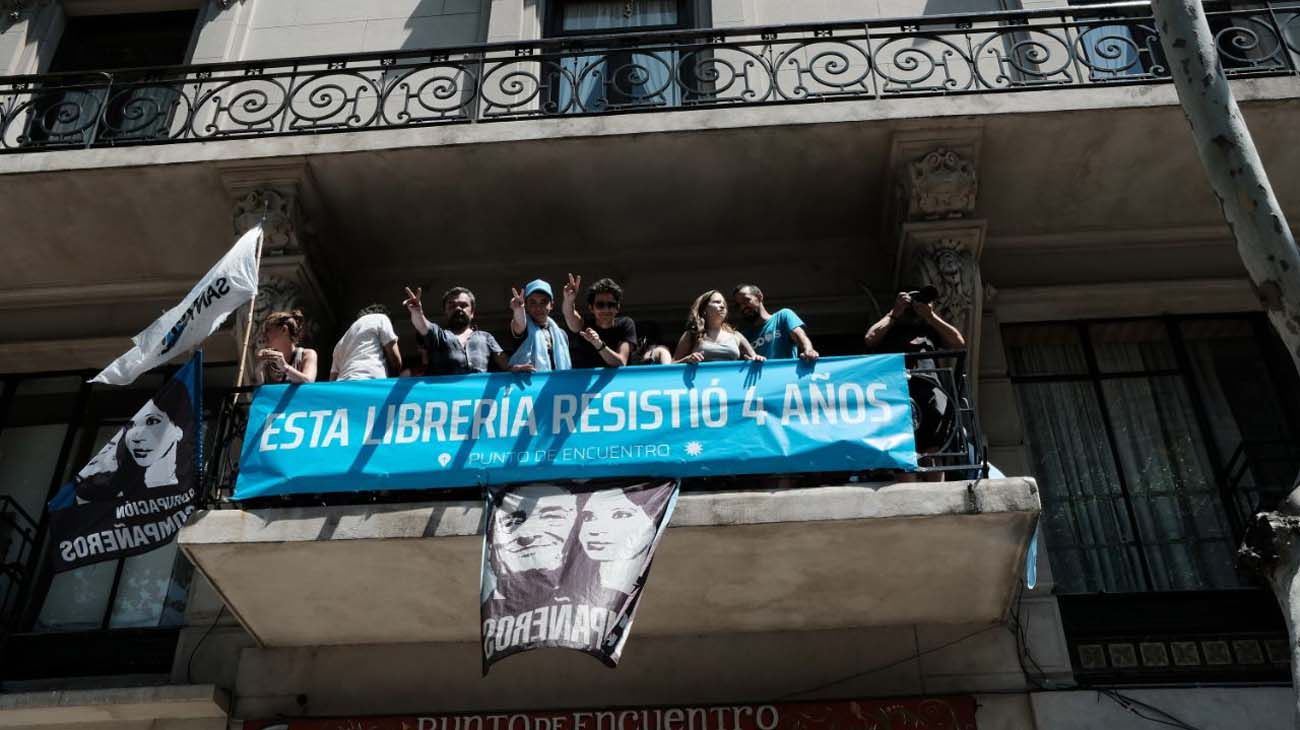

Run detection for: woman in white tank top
[[673, 290, 765, 364]]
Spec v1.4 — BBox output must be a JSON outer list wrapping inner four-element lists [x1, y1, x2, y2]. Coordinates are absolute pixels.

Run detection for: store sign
[[244, 697, 977, 730], [234, 355, 916, 499]]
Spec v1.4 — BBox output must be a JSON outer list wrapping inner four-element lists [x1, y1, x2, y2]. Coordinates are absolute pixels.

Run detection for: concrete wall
[[226, 622, 1052, 719], [1031, 688, 1295, 730]]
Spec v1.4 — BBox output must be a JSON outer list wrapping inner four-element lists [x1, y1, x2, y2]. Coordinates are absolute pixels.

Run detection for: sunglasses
[[592, 300, 619, 310]]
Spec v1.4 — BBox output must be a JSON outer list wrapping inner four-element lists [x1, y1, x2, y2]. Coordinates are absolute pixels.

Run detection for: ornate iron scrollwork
[[0, 2, 1294, 152]]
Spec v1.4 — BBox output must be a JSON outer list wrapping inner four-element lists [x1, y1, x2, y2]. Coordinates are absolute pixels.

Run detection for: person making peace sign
[[559, 274, 637, 369]]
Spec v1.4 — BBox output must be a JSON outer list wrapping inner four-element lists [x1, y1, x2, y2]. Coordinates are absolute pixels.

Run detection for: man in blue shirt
[[732, 284, 819, 361]]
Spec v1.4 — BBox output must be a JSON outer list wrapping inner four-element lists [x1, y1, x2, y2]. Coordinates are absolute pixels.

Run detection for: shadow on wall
[[401, 0, 486, 50]]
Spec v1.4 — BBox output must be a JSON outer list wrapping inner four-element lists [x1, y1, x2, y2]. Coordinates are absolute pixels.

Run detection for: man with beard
[[403, 286, 509, 375], [731, 284, 819, 361]]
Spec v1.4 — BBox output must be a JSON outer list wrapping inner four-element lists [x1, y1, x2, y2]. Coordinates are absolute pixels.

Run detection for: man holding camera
[[865, 287, 965, 482], [864, 286, 965, 354]]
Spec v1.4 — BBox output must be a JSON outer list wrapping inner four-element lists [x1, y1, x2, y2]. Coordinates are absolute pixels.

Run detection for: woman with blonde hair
[[255, 309, 318, 384], [673, 290, 764, 364]]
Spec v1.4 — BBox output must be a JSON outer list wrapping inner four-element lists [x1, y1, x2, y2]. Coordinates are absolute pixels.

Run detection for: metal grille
[[2, 1, 1297, 151]]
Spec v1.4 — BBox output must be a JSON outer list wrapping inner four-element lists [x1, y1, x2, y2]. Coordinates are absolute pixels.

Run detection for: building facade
[[0, 0, 1298, 728]]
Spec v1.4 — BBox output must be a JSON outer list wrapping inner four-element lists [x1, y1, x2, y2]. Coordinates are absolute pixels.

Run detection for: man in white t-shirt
[[330, 304, 402, 381]]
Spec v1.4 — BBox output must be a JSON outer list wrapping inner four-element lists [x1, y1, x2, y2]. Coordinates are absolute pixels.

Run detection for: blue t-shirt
[[744, 308, 806, 359]]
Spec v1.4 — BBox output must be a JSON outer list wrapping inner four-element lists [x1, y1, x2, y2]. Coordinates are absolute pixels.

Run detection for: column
[[220, 161, 336, 383]]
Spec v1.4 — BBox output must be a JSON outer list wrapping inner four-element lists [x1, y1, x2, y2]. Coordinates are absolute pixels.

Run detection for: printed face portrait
[[580, 490, 656, 562], [493, 486, 578, 574], [79, 433, 120, 479], [125, 400, 184, 468]]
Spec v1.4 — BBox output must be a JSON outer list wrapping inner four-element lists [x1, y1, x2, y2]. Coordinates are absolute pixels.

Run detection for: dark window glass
[[543, 1, 694, 113], [26, 10, 198, 147], [1005, 315, 1300, 594], [0, 363, 233, 639]]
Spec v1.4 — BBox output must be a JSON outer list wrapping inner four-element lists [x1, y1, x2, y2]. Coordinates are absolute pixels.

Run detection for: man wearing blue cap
[[507, 279, 572, 372]]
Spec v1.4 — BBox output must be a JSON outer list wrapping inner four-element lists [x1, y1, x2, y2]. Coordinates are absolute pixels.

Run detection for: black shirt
[[871, 317, 939, 354], [569, 314, 637, 369]]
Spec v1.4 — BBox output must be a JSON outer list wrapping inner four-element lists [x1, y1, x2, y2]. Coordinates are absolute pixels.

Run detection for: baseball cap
[[523, 279, 553, 300]]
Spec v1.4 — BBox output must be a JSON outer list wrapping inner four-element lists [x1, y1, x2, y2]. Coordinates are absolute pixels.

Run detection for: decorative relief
[[233, 188, 300, 253], [904, 237, 979, 336], [899, 148, 978, 221]]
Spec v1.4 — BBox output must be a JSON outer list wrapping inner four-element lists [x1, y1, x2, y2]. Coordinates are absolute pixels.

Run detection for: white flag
[[92, 225, 262, 385]]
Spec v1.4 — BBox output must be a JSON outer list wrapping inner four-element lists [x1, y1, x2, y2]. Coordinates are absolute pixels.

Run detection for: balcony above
[[178, 478, 1039, 648], [1, 2, 1298, 154]]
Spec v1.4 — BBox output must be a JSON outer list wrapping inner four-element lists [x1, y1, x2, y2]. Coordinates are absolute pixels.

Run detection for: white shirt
[[332, 313, 397, 382]]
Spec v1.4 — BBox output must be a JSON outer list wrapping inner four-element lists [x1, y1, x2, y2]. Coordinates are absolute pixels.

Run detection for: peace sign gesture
[[403, 286, 423, 314], [509, 286, 525, 312], [563, 273, 582, 302]]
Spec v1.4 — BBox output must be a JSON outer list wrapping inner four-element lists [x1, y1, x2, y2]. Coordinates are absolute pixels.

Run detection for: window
[[0, 363, 234, 679], [26, 10, 198, 147], [1005, 315, 1300, 595], [542, 1, 695, 113], [1067, 0, 1159, 80]]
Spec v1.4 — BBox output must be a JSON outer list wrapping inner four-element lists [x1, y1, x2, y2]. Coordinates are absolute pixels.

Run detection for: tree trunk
[[1148, 0, 1300, 724]]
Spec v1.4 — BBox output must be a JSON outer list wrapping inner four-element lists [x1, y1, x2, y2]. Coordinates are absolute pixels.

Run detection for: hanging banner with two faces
[[481, 479, 679, 672]]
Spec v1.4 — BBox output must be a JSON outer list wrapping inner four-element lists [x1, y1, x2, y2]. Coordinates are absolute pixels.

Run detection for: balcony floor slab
[[179, 478, 1039, 647]]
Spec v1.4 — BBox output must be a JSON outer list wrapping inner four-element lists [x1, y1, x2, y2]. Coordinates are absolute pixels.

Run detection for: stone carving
[[905, 238, 979, 336], [233, 188, 299, 253], [899, 148, 978, 221]]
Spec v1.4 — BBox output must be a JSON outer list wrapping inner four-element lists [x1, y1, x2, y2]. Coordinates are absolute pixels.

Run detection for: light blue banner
[[234, 354, 917, 499]]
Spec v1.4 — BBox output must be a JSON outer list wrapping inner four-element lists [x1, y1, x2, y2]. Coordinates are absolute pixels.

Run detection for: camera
[[908, 285, 940, 304]]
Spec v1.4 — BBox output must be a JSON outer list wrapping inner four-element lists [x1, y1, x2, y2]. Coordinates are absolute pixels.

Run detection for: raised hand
[[509, 287, 525, 312], [403, 286, 423, 313], [563, 273, 582, 301], [891, 291, 912, 318], [911, 297, 935, 321]]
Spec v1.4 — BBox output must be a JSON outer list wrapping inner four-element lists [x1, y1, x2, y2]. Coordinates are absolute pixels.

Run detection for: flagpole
[[232, 212, 267, 390]]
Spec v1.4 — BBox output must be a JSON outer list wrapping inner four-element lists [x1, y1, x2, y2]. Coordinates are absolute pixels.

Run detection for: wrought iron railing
[[203, 352, 986, 509], [1, 1, 1297, 152], [0, 495, 38, 631]]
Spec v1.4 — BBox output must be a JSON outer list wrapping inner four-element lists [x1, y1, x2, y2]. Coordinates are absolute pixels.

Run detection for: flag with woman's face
[[46, 353, 203, 572], [480, 478, 679, 673]]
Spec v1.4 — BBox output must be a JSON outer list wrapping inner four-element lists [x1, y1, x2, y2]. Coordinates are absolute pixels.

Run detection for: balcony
[[180, 479, 1039, 648], [177, 353, 1041, 648], [0, 1, 1296, 152]]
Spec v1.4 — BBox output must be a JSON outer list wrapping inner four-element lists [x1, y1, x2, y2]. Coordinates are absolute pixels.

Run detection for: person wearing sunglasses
[[560, 274, 637, 369]]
